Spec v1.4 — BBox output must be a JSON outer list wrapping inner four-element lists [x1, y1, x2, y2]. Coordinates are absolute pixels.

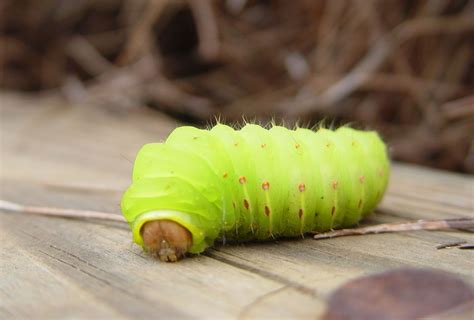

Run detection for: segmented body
[[121, 124, 390, 254]]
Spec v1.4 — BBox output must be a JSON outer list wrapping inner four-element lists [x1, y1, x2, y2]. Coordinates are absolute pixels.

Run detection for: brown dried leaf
[[324, 268, 474, 320]]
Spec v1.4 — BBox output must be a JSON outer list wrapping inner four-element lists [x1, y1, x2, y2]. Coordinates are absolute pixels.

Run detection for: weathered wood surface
[[1, 93, 473, 319]]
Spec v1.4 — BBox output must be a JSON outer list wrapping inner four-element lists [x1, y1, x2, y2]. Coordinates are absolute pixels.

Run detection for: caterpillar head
[[141, 219, 192, 262], [121, 136, 225, 261]]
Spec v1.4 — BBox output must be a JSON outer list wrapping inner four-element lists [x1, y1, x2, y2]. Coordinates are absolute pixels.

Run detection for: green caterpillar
[[121, 124, 390, 261]]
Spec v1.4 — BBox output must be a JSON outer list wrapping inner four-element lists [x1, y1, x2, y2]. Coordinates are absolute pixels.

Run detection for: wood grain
[[1, 93, 473, 319]]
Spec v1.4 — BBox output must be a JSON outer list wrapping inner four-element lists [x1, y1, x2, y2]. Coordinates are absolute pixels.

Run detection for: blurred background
[[1, 0, 473, 173]]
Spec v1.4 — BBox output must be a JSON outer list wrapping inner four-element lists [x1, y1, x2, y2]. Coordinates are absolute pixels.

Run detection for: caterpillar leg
[[141, 220, 192, 262]]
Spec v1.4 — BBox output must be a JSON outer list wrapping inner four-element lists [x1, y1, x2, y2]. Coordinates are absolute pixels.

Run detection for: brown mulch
[[1, 0, 473, 172]]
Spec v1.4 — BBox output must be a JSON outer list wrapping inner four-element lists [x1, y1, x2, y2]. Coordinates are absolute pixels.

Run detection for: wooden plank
[[0, 235, 126, 320], [2, 169, 468, 315], [0, 179, 327, 319], [1, 94, 473, 318], [206, 165, 474, 296], [0, 93, 176, 189], [387, 165, 473, 209]]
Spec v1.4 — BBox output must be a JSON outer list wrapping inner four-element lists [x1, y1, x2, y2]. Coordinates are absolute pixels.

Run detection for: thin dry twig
[[284, 15, 474, 116], [3, 198, 472, 241], [313, 218, 474, 240], [300, 73, 463, 98], [67, 36, 113, 76], [189, 0, 220, 61], [441, 95, 474, 121], [82, 54, 215, 116], [118, 0, 169, 65], [0, 200, 126, 223]]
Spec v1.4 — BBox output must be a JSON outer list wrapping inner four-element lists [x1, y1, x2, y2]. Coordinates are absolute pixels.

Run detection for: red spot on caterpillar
[[261, 143, 266, 148], [358, 199, 363, 208], [331, 206, 336, 215], [243, 199, 249, 209], [298, 209, 304, 219], [262, 181, 270, 190], [298, 183, 306, 192], [332, 181, 338, 190], [359, 175, 365, 183], [223, 172, 228, 178], [239, 176, 247, 184], [295, 143, 300, 149], [264, 206, 270, 216]]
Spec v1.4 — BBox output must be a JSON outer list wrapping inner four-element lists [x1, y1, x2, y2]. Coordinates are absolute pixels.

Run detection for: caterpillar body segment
[[121, 124, 390, 260]]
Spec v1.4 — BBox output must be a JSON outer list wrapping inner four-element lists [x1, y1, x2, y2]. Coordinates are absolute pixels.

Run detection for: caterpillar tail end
[[141, 220, 192, 262]]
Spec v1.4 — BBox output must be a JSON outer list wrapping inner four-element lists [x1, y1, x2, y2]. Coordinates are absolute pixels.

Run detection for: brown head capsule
[[141, 220, 192, 262]]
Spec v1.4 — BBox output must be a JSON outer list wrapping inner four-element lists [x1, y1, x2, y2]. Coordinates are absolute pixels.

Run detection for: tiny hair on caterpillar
[[121, 123, 390, 262]]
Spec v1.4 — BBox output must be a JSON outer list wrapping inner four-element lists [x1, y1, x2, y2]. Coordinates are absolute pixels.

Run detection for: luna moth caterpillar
[[121, 124, 390, 261]]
